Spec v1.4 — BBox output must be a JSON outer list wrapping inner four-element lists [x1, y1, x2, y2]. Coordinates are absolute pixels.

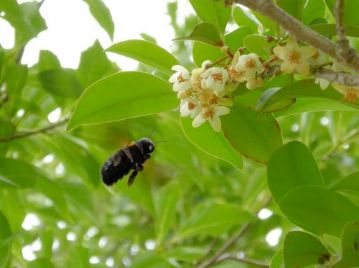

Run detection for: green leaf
[[0, 212, 11, 268], [189, 0, 230, 33], [310, 23, 359, 37], [5, 64, 28, 115], [77, 41, 114, 87], [278, 0, 306, 20], [270, 248, 284, 268], [330, 172, 359, 197], [280, 186, 359, 236], [222, 103, 283, 164], [106, 40, 179, 75], [284, 231, 330, 268], [325, 0, 359, 26], [257, 79, 359, 113], [180, 117, 243, 169], [177, 202, 252, 239], [68, 71, 177, 129], [0, 1, 46, 45], [192, 41, 226, 67], [155, 182, 180, 245], [233, 6, 258, 32], [303, 0, 326, 25], [332, 222, 359, 267], [224, 27, 252, 52], [165, 247, 206, 262], [274, 97, 359, 117], [256, 87, 295, 113], [39, 69, 82, 98], [268, 141, 324, 202], [37, 50, 61, 71], [0, 158, 38, 188], [28, 258, 55, 268], [82, 0, 114, 39], [132, 252, 176, 268], [174, 22, 223, 46], [243, 34, 273, 57]]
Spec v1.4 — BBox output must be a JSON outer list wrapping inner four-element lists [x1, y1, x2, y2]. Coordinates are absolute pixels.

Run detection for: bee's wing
[[111, 152, 122, 166]]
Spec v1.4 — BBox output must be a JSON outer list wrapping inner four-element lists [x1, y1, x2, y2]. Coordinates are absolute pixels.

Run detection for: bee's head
[[139, 138, 155, 153]]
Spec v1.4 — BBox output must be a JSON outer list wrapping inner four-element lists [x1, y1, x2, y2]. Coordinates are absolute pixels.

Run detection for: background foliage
[[1, 0, 359, 267]]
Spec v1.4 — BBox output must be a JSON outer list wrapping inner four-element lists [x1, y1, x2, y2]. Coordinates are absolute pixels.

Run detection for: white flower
[[273, 39, 315, 75], [192, 105, 230, 132], [332, 83, 359, 102], [180, 97, 201, 118], [169, 65, 191, 92], [315, 78, 330, 90], [230, 53, 264, 82], [200, 67, 229, 96]]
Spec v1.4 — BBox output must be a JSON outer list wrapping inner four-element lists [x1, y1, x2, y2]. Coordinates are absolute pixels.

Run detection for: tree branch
[[233, 0, 359, 72], [216, 256, 269, 268], [315, 69, 359, 86], [335, 0, 359, 68], [0, 118, 68, 143], [197, 197, 272, 268]]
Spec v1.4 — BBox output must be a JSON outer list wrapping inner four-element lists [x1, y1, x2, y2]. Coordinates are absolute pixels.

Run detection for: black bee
[[101, 138, 155, 186]]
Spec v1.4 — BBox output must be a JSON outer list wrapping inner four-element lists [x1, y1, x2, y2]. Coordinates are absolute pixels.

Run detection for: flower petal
[[208, 116, 221, 132], [273, 46, 286, 60], [215, 106, 230, 116], [295, 62, 310, 75], [192, 113, 206, 128]]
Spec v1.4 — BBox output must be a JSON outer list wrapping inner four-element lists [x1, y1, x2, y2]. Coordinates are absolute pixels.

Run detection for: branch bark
[[233, 0, 359, 73], [197, 197, 272, 268], [335, 0, 359, 68], [0, 118, 68, 143], [315, 69, 359, 86], [216, 256, 269, 268]]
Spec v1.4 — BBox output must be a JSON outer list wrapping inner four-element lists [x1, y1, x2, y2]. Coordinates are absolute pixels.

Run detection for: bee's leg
[[128, 170, 138, 186], [123, 148, 134, 163]]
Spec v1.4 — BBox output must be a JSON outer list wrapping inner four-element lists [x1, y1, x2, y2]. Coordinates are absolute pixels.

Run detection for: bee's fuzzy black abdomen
[[101, 138, 155, 186]]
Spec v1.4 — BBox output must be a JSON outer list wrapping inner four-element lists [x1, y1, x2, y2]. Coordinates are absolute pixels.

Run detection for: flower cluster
[[169, 62, 232, 132], [169, 38, 357, 132]]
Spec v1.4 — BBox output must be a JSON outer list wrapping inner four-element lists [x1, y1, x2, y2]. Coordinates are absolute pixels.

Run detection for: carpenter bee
[[101, 138, 155, 186]]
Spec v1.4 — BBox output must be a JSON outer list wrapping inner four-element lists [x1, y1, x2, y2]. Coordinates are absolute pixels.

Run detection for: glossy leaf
[[224, 27, 252, 52], [177, 202, 252, 239], [233, 6, 257, 32], [189, 0, 230, 33], [155, 182, 180, 245], [222, 103, 283, 164], [192, 41, 226, 67], [0, 158, 38, 188], [82, 0, 114, 39], [39, 69, 82, 98], [77, 41, 114, 87], [325, 0, 359, 26], [274, 97, 359, 117], [284, 231, 330, 267], [243, 34, 272, 57], [333, 222, 359, 267], [68, 71, 177, 129], [268, 141, 324, 202], [106, 40, 179, 75], [302, 0, 326, 25], [181, 117, 243, 170], [0, 212, 11, 268], [280, 186, 359, 236], [165, 247, 206, 262], [277, 0, 306, 20], [270, 248, 284, 268], [257, 79, 359, 113], [330, 172, 359, 197], [310, 23, 359, 37], [174, 22, 222, 46], [132, 253, 176, 268]]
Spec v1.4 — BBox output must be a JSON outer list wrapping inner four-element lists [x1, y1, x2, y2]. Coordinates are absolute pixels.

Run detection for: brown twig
[[215, 256, 269, 268], [197, 197, 272, 268], [0, 118, 68, 143], [233, 0, 359, 73], [335, 0, 359, 69]]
